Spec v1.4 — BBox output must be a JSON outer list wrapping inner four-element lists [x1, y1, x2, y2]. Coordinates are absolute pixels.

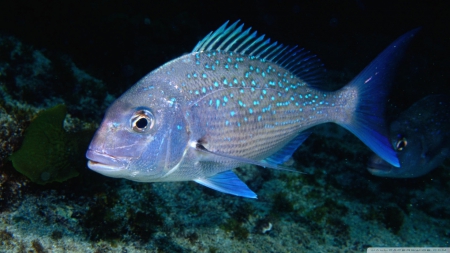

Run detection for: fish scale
[[86, 21, 419, 198], [170, 51, 339, 159]]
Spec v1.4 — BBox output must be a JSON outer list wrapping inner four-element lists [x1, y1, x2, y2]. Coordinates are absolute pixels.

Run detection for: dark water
[[0, 1, 449, 252]]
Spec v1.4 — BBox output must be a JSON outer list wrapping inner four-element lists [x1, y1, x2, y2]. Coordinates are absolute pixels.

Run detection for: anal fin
[[264, 131, 311, 165]]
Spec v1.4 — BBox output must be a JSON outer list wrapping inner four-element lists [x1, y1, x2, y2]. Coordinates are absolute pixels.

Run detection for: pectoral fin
[[194, 141, 303, 173], [194, 170, 257, 198]]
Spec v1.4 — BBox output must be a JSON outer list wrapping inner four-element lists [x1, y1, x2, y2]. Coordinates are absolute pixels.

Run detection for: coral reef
[[0, 102, 27, 168], [0, 35, 110, 121]]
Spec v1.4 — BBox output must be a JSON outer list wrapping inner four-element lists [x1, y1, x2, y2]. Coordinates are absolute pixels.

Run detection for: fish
[[368, 94, 450, 178], [86, 20, 418, 198]]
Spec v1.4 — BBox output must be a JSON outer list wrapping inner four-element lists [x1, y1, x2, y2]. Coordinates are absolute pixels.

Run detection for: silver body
[[87, 50, 355, 182], [86, 21, 416, 197]]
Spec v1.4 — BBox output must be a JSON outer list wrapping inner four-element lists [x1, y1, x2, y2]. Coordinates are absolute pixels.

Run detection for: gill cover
[[137, 99, 190, 180]]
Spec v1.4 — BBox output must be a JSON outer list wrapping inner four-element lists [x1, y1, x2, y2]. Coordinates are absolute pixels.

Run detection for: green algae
[[10, 104, 91, 184]]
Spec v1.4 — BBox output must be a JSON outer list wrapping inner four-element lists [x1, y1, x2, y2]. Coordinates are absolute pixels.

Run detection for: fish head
[[367, 133, 428, 178], [367, 125, 436, 178], [369, 95, 450, 178], [86, 76, 190, 182]]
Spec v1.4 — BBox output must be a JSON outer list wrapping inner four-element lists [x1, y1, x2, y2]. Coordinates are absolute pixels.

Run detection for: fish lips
[[367, 154, 397, 176], [86, 149, 128, 174]]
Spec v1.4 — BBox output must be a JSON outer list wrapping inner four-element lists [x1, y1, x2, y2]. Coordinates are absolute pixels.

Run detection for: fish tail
[[335, 28, 420, 167]]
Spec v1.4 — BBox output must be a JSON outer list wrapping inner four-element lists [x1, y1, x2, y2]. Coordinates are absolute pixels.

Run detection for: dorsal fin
[[192, 20, 325, 86]]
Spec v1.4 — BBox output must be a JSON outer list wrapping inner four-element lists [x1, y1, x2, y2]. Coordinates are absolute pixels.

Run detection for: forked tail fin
[[337, 28, 421, 167]]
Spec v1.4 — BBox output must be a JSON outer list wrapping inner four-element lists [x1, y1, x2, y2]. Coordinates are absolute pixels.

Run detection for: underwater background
[[0, 0, 449, 252]]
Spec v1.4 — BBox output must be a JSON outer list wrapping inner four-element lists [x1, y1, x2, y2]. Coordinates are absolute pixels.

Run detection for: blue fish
[[86, 21, 418, 198], [368, 94, 450, 178]]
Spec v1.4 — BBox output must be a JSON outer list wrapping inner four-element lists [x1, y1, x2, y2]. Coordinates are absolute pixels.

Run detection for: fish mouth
[[367, 154, 395, 175], [86, 149, 128, 172]]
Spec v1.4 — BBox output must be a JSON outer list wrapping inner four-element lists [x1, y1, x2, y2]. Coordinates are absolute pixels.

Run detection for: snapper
[[368, 95, 450, 178], [86, 21, 418, 198]]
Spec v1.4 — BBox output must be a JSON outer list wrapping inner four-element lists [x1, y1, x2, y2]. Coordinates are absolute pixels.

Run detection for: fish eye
[[395, 137, 407, 151], [131, 109, 154, 133]]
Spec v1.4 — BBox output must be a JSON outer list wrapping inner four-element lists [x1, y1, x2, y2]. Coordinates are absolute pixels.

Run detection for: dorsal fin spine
[[278, 46, 298, 66], [207, 21, 232, 50], [227, 26, 250, 51], [234, 30, 256, 52], [193, 31, 212, 52], [260, 41, 277, 59], [213, 21, 240, 50], [199, 21, 229, 51], [242, 34, 265, 55], [264, 43, 285, 61], [250, 38, 271, 56], [284, 50, 304, 69], [192, 20, 326, 86], [224, 24, 245, 51]]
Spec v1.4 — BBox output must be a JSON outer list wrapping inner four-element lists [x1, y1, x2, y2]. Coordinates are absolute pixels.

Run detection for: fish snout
[[367, 154, 396, 176], [86, 149, 129, 172]]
